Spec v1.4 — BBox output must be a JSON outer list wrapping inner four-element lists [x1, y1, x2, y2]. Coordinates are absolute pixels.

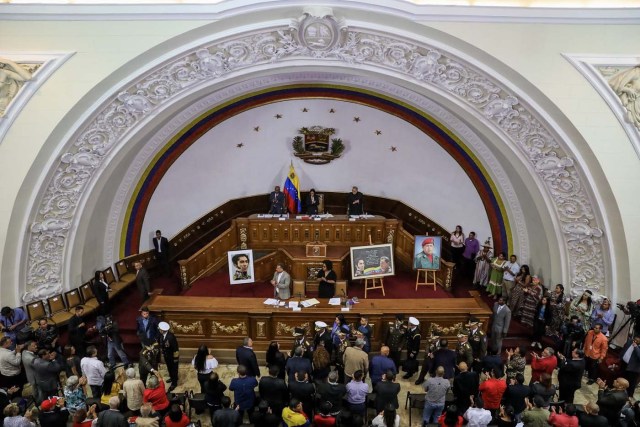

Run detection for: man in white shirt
[[464, 395, 493, 427], [501, 255, 520, 304], [0, 336, 25, 393], [80, 345, 107, 399]]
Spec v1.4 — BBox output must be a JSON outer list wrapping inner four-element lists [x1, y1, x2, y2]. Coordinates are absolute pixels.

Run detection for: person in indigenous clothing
[[508, 265, 532, 317], [520, 276, 543, 328], [547, 284, 566, 338], [473, 242, 493, 289], [569, 290, 593, 333], [487, 252, 507, 299]]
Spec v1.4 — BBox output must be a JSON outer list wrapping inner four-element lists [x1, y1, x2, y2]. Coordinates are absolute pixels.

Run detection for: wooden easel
[[416, 269, 437, 291], [363, 234, 386, 298]]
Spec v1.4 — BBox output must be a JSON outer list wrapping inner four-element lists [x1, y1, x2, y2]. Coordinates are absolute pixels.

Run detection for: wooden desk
[[147, 292, 491, 362]]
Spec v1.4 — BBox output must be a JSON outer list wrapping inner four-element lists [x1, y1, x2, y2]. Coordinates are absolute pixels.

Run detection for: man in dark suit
[[489, 297, 511, 353], [288, 370, 315, 418], [213, 396, 241, 427], [236, 337, 260, 378], [68, 305, 89, 357], [157, 321, 179, 391], [453, 361, 479, 413], [504, 373, 531, 420], [136, 306, 160, 347], [153, 230, 171, 277], [596, 377, 629, 426], [557, 348, 585, 404], [620, 335, 640, 397], [258, 365, 289, 416], [316, 370, 346, 415], [374, 370, 401, 412], [285, 346, 312, 381], [33, 348, 63, 401], [268, 186, 286, 214], [134, 261, 151, 302]]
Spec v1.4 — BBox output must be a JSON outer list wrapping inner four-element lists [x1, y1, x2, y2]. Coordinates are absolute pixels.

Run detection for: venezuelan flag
[[283, 163, 301, 214]]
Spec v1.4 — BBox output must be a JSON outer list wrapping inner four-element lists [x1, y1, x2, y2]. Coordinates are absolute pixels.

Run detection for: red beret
[[422, 237, 434, 247]]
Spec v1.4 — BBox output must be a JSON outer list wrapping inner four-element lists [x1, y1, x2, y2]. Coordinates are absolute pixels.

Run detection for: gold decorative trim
[[239, 227, 248, 250], [168, 320, 203, 335], [276, 321, 311, 336], [430, 322, 463, 336], [256, 321, 266, 337], [211, 321, 247, 335]]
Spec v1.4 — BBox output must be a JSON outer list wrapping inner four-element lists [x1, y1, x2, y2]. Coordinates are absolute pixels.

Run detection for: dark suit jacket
[[212, 407, 241, 427], [285, 356, 312, 381], [153, 237, 169, 257], [258, 376, 289, 408], [621, 338, 640, 373], [136, 315, 160, 345], [136, 268, 151, 296], [92, 279, 110, 305], [96, 409, 128, 427], [316, 382, 346, 411], [33, 357, 63, 393], [374, 380, 401, 412], [39, 408, 69, 427], [504, 383, 531, 414], [431, 348, 457, 379], [597, 388, 628, 425], [158, 331, 179, 363], [288, 380, 315, 415], [557, 357, 585, 389], [453, 371, 479, 405], [236, 346, 260, 378]]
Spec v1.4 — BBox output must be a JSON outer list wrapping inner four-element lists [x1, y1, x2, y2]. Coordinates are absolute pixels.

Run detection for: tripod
[[610, 313, 636, 345]]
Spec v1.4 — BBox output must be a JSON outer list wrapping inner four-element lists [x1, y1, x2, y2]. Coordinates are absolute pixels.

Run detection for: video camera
[[97, 315, 115, 337], [617, 300, 640, 318]]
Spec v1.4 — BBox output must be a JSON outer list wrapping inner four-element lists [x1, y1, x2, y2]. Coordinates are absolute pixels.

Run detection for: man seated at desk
[[269, 186, 286, 214], [347, 186, 364, 216]]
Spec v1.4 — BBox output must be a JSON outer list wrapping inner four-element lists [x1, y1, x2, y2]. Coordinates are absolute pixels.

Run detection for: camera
[[97, 315, 115, 337]]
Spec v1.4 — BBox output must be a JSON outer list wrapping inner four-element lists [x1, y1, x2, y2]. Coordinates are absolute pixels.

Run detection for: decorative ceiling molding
[[2, 1, 640, 24], [23, 12, 606, 302], [0, 52, 74, 144], [564, 54, 640, 160]]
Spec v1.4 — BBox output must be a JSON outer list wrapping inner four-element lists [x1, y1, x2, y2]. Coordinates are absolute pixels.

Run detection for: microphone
[[297, 292, 302, 303]]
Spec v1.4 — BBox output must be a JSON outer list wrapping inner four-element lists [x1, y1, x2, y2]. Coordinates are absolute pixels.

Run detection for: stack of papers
[[263, 298, 279, 305], [328, 297, 342, 305], [301, 298, 320, 308], [288, 301, 299, 309]]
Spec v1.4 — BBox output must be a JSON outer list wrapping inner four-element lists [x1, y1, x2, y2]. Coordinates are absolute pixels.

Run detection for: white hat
[[315, 321, 327, 328], [409, 317, 419, 326], [158, 321, 170, 332]]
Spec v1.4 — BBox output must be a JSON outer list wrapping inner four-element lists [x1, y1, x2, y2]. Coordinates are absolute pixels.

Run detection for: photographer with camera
[[34, 318, 60, 352], [96, 314, 130, 368]]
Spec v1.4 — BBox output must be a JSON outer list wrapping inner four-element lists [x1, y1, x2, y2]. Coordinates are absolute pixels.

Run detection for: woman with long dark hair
[[438, 405, 463, 427], [450, 225, 465, 267], [318, 260, 336, 298], [495, 405, 517, 427], [569, 290, 593, 332], [548, 284, 566, 338], [371, 403, 400, 427], [312, 341, 331, 381], [331, 314, 350, 346], [265, 341, 286, 379], [531, 296, 552, 349], [508, 264, 531, 316], [192, 344, 218, 393]]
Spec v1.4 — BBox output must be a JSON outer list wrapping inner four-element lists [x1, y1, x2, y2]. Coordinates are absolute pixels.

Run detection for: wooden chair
[[292, 281, 306, 298], [25, 300, 48, 329], [103, 266, 129, 295], [334, 280, 348, 297], [79, 281, 100, 314], [46, 294, 74, 326], [115, 260, 136, 283], [64, 289, 83, 311]]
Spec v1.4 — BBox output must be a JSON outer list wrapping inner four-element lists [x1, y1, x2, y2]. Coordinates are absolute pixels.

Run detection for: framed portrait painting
[[350, 243, 394, 280], [228, 249, 254, 285], [413, 236, 442, 270]]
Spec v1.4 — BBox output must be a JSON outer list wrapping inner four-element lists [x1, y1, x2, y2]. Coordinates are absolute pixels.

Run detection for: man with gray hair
[[285, 345, 312, 381], [136, 402, 159, 427], [96, 396, 127, 427], [343, 338, 369, 383], [235, 337, 260, 378], [316, 370, 347, 415], [122, 367, 145, 414]]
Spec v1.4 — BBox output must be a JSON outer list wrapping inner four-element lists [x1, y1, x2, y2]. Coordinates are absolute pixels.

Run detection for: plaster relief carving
[[23, 11, 606, 301], [609, 66, 640, 130], [0, 58, 33, 117]]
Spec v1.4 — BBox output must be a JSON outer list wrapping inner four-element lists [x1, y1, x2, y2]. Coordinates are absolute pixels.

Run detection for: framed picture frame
[[350, 243, 394, 280], [413, 236, 442, 271], [305, 242, 327, 257], [228, 249, 254, 285]]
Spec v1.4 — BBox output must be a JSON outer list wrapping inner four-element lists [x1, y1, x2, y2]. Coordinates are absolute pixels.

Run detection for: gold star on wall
[[375, 130, 382, 135], [253, 126, 260, 132], [236, 143, 244, 148], [302, 108, 308, 112], [329, 108, 335, 113], [275, 114, 283, 119], [353, 117, 360, 122], [390, 146, 397, 152]]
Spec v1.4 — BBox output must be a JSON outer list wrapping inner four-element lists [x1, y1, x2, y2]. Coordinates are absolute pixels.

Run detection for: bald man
[[369, 346, 397, 387]]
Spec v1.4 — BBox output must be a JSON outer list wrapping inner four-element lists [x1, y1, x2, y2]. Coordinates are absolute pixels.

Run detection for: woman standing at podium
[[317, 260, 337, 298]]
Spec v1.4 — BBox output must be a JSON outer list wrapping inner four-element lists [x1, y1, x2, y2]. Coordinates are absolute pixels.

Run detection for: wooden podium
[[416, 269, 437, 291]]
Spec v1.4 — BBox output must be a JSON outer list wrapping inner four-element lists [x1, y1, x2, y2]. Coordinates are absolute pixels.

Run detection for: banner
[[283, 162, 301, 214]]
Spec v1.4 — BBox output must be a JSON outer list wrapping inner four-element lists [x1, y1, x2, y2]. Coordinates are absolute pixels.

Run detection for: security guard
[[402, 316, 421, 379], [385, 314, 407, 371], [157, 321, 179, 391], [456, 330, 473, 367], [467, 317, 487, 372], [291, 327, 312, 360]]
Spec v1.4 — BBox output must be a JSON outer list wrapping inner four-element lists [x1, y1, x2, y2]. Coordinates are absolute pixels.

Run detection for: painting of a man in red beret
[[414, 236, 441, 270]]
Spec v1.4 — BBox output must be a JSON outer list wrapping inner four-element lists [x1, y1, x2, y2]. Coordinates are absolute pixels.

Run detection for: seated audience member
[[495, 405, 517, 427], [549, 403, 579, 427], [313, 401, 337, 426], [578, 402, 609, 427], [521, 396, 550, 427], [531, 372, 557, 407], [135, 402, 159, 427], [249, 400, 281, 427], [63, 375, 88, 415], [96, 396, 127, 426], [281, 397, 310, 427], [122, 367, 145, 415], [212, 396, 241, 427], [478, 367, 507, 414], [71, 405, 99, 427], [464, 396, 492, 427], [39, 396, 70, 427], [346, 370, 369, 415], [164, 403, 189, 427], [3, 403, 36, 427], [438, 404, 464, 427], [596, 377, 629, 426], [374, 370, 401, 413], [143, 370, 169, 415], [99, 369, 121, 407], [316, 370, 346, 415], [504, 373, 531, 421]]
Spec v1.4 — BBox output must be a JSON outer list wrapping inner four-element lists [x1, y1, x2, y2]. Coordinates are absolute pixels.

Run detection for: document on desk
[[328, 297, 342, 305], [288, 301, 299, 309], [301, 298, 320, 307], [263, 298, 279, 305]]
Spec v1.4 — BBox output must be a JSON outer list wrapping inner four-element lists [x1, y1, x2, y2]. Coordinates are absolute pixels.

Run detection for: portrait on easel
[[413, 236, 442, 270], [228, 250, 254, 285], [350, 243, 394, 280]]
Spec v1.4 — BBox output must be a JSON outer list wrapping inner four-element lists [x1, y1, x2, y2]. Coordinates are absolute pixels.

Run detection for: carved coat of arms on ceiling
[[290, 11, 347, 52]]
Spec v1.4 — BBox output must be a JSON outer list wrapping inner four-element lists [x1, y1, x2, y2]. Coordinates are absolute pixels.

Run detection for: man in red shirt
[[530, 347, 558, 384], [549, 403, 579, 427], [478, 368, 507, 413]]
